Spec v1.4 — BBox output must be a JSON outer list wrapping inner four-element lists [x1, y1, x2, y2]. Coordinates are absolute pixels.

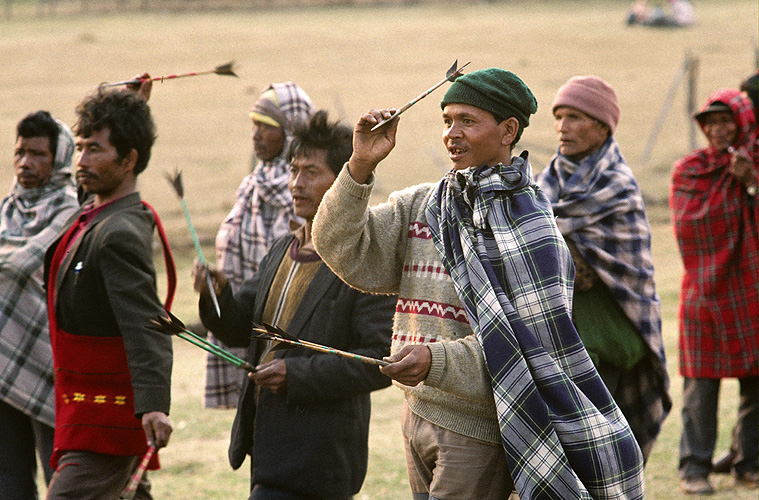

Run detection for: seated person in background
[[627, 0, 695, 27]]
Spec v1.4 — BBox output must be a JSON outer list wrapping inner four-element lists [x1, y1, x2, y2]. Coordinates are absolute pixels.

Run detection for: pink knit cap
[[551, 75, 620, 134]]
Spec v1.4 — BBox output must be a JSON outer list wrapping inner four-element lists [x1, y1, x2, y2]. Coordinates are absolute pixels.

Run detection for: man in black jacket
[[45, 89, 172, 500], [194, 110, 394, 500]]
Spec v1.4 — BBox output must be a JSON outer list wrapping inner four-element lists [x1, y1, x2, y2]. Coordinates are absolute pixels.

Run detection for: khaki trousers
[[402, 402, 514, 500]]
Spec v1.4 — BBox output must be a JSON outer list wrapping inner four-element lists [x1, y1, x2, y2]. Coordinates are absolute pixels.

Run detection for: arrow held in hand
[[252, 322, 390, 366], [370, 60, 471, 131], [99, 61, 238, 88]]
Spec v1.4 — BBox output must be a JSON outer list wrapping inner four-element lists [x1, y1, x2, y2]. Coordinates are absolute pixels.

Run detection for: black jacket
[[200, 235, 394, 497]]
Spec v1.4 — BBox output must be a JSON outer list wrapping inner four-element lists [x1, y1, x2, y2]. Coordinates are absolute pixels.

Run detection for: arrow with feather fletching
[[165, 169, 221, 317], [99, 61, 238, 88], [252, 322, 390, 366], [370, 59, 471, 131], [149, 312, 256, 372]]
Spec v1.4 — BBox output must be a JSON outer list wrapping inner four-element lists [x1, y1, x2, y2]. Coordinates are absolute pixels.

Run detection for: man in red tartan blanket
[[670, 87, 759, 495], [44, 85, 174, 500]]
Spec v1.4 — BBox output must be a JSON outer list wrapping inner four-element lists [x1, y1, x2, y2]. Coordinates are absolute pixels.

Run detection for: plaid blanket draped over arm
[[425, 154, 645, 500], [0, 118, 78, 426]]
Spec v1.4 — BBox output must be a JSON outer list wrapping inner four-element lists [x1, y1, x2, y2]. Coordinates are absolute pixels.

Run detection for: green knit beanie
[[440, 68, 538, 129]]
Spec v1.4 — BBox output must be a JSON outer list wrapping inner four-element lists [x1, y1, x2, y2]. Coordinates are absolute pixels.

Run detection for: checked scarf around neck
[[425, 153, 644, 500], [216, 82, 312, 289]]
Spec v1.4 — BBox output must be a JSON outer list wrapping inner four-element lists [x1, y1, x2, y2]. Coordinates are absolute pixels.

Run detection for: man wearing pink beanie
[[536, 75, 671, 463]]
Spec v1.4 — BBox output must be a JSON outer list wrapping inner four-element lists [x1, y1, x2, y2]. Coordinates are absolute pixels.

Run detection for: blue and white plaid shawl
[[425, 153, 644, 500], [536, 138, 670, 459]]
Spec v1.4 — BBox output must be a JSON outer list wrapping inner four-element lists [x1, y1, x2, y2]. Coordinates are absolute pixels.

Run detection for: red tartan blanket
[[670, 88, 759, 378]]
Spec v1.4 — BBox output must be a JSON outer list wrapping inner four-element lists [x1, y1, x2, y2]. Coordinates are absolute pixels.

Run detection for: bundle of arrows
[[148, 312, 389, 369], [149, 312, 256, 372]]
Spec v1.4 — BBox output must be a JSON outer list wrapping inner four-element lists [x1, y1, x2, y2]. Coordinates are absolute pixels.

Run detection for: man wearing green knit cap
[[313, 67, 644, 500]]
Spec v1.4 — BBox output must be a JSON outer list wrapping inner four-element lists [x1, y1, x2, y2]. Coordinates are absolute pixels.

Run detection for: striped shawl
[[536, 137, 670, 459]]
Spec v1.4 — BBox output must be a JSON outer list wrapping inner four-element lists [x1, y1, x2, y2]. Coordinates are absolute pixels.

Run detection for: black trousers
[[679, 376, 759, 477], [0, 399, 54, 500]]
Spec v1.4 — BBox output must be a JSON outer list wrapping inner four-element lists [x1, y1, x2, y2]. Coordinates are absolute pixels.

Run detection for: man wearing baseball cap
[[671, 88, 759, 494], [313, 68, 644, 500], [535, 75, 671, 464]]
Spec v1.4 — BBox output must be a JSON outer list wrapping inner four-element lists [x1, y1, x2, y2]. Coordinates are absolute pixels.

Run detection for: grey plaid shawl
[[536, 138, 670, 459], [0, 118, 78, 426], [425, 154, 645, 500]]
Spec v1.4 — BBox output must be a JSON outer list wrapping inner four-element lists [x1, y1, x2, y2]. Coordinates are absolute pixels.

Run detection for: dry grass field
[[2, 1, 757, 498]]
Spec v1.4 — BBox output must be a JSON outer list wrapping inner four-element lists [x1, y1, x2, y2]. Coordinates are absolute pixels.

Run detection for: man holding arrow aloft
[[312, 67, 645, 500]]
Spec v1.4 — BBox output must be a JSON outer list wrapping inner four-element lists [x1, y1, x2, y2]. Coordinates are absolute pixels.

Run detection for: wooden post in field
[[641, 53, 693, 164], [686, 53, 699, 152]]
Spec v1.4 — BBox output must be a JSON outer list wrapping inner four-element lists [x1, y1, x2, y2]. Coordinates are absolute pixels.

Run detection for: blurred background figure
[[206, 82, 313, 409], [627, 0, 695, 27]]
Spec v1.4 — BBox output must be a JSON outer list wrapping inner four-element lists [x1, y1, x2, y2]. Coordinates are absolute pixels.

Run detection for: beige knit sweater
[[312, 166, 500, 444]]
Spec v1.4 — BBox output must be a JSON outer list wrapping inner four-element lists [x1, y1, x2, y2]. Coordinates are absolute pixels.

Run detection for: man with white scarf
[[0, 111, 78, 499]]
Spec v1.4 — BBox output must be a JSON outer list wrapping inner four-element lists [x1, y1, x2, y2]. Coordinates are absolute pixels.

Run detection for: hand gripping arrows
[[148, 312, 389, 369]]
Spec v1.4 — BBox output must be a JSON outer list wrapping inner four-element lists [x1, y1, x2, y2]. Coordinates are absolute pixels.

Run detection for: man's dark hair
[[17, 110, 60, 159], [74, 89, 156, 175], [491, 111, 525, 148], [740, 72, 759, 122], [287, 110, 352, 176]]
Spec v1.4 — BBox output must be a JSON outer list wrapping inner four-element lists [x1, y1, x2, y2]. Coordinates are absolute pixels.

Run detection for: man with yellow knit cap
[[206, 82, 312, 409]]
